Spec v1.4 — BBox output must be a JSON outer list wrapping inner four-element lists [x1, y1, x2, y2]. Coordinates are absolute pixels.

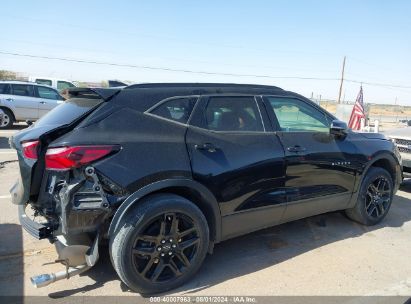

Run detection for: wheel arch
[[348, 151, 401, 208], [108, 178, 222, 243], [366, 152, 400, 187]]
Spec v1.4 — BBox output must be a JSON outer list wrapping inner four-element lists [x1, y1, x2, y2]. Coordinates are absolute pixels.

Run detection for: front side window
[[11, 84, 34, 97], [57, 81, 74, 91], [37, 86, 61, 100], [150, 97, 198, 124], [205, 96, 263, 132], [267, 97, 330, 132], [35, 79, 52, 86]]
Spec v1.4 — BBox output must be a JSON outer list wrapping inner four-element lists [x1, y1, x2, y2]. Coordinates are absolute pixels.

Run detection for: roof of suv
[[114, 82, 293, 112], [126, 82, 283, 91]]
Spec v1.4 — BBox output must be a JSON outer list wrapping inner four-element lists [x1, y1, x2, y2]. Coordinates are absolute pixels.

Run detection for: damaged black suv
[[10, 83, 402, 294]]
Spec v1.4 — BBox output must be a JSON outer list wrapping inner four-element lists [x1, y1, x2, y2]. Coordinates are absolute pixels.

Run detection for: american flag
[[348, 86, 365, 130]]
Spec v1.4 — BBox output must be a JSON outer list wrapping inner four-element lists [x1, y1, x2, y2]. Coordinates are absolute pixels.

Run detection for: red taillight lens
[[45, 145, 116, 170], [21, 140, 40, 160]]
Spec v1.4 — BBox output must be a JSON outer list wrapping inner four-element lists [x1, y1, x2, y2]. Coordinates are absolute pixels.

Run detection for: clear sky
[[1, 0, 410, 104]]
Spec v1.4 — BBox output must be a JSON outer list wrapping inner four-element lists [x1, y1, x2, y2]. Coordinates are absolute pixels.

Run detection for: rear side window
[[0, 83, 10, 94], [11, 84, 34, 97], [35, 79, 52, 86], [205, 96, 263, 132], [150, 97, 198, 124], [37, 86, 61, 100]]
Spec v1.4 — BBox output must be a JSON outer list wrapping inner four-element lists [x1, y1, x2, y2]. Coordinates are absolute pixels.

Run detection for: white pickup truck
[[28, 76, 76, 91]]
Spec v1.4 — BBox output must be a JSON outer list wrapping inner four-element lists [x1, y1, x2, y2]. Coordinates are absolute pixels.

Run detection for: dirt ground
[[1, 127, 411, 303]]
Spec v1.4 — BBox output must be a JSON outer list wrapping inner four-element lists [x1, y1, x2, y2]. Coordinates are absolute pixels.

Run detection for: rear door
[[9, 84, 39, 120], [186, 95, 286, 240], [35, 85, 63, 118], [263, 96, 357, 221]]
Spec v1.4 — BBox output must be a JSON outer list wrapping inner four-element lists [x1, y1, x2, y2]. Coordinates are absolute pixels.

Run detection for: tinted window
[[35, 79, 52, 86], [35, 98, 102, 127], [205, 96, 263, 132], [37, 86, 61, 100], [267, 97, 330, 132], [150, 97, 197, 124], [0, 83, 9, 94], [11, 84, 33, 97], [57, 81, 74, 91]]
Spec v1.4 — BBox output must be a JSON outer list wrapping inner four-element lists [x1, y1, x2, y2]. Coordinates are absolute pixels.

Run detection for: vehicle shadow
[[0, 136, 10, 149], [48, 187, 411, 297], [0, 223, 24, 301]]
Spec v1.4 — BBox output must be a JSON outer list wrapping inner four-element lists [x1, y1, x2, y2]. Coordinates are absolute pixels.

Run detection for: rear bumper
[[18, 205, 52, 240]]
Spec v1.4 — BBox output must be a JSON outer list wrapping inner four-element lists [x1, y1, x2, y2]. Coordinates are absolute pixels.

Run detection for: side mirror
[[330, 120, 348, 137]]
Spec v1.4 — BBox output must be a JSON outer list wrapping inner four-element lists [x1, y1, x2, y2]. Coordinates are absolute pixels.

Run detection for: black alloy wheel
[[345, 167, 393, 226], [365, 176, 391, 219], [131, 212, 200, 283]]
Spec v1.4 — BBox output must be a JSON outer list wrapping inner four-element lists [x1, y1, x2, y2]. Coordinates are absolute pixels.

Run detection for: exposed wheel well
[[370, 158, 396, 184], [152, 187, 218, 243]]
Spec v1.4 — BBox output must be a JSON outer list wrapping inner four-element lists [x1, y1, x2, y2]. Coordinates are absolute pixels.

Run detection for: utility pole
[[337, 56, 346, 104]]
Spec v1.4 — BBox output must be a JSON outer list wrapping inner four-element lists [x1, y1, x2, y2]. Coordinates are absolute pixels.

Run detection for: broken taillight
[[45, 145, 117, 170], [21, 140, 40, 160]]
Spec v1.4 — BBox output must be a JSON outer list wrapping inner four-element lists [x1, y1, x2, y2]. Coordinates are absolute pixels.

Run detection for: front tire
[[110, 194, 209, 294], [345, 167, 393, 226]]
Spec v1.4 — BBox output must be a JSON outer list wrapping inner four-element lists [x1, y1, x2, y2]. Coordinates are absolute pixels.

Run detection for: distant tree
[[0, 70, 17, 80]]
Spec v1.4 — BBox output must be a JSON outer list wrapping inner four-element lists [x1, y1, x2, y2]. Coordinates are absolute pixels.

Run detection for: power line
[[0, 50, 339, 81], [1, 50, 411, 90]]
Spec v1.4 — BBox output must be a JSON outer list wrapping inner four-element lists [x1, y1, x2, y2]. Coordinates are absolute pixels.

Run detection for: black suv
[[10, 83, 402, 294]]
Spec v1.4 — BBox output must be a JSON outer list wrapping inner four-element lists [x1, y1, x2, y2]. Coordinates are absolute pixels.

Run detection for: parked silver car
[[385, 127, 411, 177], [0, 81, 65, 128], [0, 108, 4, 126]]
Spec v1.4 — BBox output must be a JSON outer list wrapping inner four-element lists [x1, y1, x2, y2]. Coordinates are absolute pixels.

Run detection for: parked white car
[[0, 81, 65, 128], [28, 76, 76, 91], [385, 127, 411, 177]]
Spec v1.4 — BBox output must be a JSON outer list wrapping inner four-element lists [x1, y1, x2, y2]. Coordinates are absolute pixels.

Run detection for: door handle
[[194, 143, 217, 152], [287, 145, 306, 153], [39, 101, 47, 104], [5, 98, 13, 102]]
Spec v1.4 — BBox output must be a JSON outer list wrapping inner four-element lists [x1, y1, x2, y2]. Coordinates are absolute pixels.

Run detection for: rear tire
[[110, 194, 209, 295], [0, 108, 14, 129], [345, 167, 393, 226]]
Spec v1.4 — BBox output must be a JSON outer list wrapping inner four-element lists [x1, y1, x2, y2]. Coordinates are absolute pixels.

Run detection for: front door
[[186, 95, 286, 240], [35, 86, 63, 118], [263, 96, 358, 221]]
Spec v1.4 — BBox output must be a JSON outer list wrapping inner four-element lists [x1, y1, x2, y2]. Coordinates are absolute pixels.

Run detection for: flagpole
[[337, 56, 346, 104]]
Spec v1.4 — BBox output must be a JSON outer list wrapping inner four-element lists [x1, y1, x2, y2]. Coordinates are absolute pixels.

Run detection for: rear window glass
[[150, 97, 198, 124], [35, 98, 102, 127], [205, 96, 263, 132]]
